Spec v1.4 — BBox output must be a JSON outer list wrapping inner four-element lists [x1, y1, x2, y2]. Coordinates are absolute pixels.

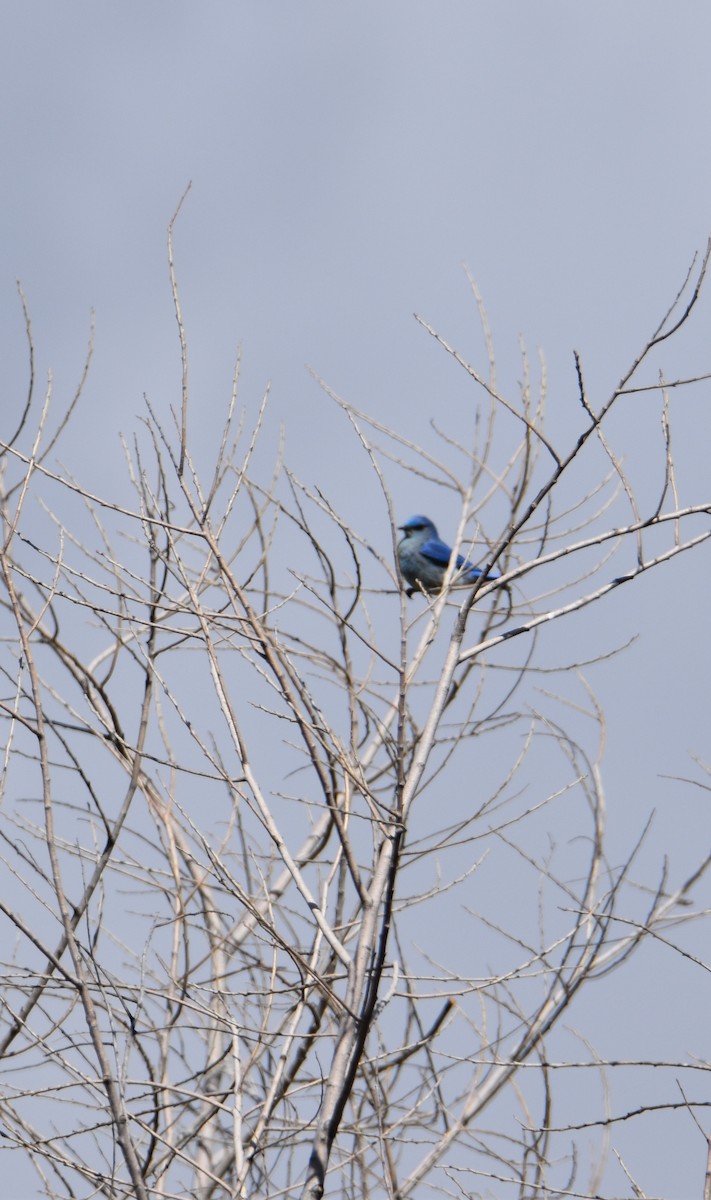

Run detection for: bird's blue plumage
[[397, 514, 498, 595]]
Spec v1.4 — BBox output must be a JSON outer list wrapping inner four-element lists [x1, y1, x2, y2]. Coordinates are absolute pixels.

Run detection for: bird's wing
[[419, 537, 457, 567], [453, 551, 477, 572], [421, 537, 488, 578]]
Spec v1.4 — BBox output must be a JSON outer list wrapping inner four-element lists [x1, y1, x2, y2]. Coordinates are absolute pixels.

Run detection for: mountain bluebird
[[397, 515, 499, 597]]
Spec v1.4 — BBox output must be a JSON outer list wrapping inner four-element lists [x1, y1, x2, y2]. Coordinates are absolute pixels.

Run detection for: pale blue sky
[[2, 4, 710, 1196]]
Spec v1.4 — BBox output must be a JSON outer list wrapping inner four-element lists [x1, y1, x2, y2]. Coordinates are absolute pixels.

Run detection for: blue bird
[[397, 515, 499, 597]]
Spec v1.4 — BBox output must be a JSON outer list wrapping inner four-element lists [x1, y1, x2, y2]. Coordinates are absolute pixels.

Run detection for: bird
[[397, 514, 499, 597]]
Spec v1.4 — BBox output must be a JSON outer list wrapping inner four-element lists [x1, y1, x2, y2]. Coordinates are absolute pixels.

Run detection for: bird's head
[[398, 515, 438, 538]]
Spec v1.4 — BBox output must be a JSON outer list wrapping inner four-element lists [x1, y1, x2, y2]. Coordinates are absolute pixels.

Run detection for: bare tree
[[1, 214, 711, 1200]]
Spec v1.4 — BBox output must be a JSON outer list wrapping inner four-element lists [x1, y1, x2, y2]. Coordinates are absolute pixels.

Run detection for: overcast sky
[[2, 4, 711, 1196]]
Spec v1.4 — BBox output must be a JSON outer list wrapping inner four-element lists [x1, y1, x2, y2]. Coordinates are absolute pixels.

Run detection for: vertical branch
[[168, 181, 192, 478]]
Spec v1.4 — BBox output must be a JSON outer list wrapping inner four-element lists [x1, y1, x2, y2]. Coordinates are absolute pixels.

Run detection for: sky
[[2, 3, 711, 1197]]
